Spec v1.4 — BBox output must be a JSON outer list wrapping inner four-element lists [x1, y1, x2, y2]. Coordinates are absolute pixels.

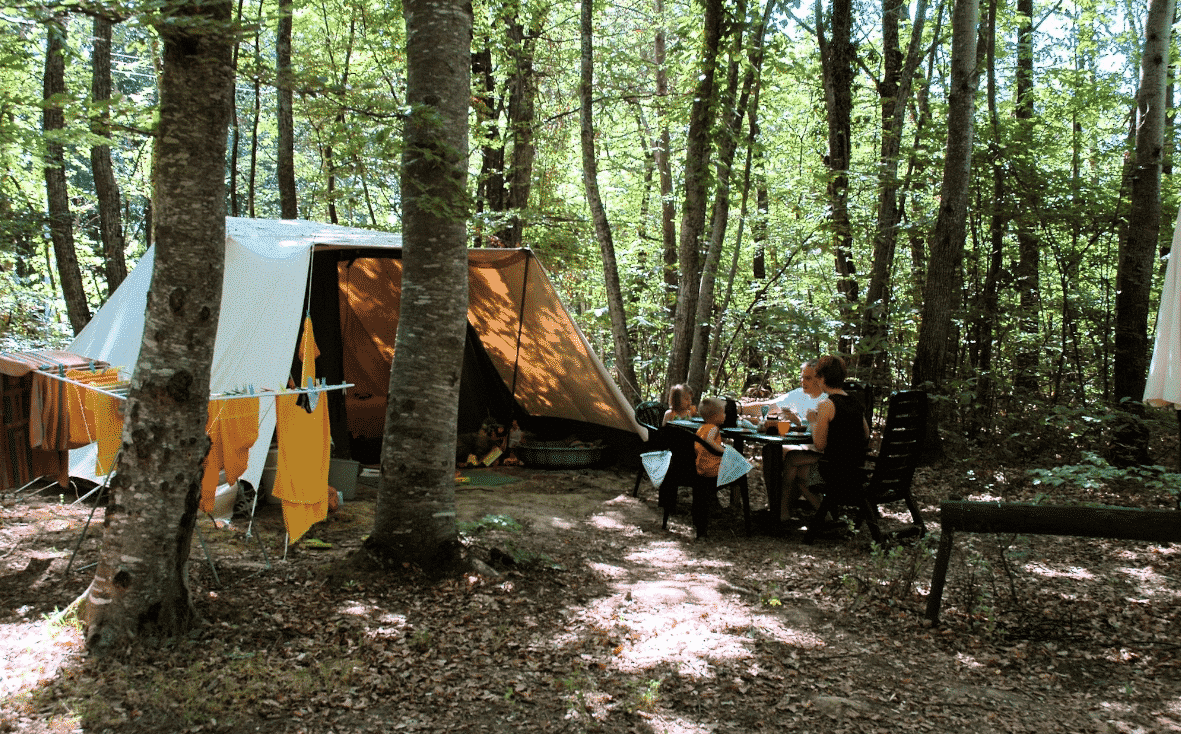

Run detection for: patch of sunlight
[[587, 561, 628, 580], [0, 620, 83, 698], [624, 540, 690, 570], [641, 712, 725, 734], [545, 516, 575, 530], [1098, 700, 1134, 715], [341, 602, 405, 624], [1166, 697, 1181, 716], [1023, 562, 1095, 580], [588, 511, 643, 535], [955, 652, 985, 669]]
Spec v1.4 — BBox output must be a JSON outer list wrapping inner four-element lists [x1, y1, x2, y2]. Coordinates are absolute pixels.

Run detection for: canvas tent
[[1144, 207, 1181, 471], [56, 217, 643, 491]]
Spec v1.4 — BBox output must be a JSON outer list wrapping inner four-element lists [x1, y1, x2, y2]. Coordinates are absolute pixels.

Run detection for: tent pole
[[509, 253, 530, 403]]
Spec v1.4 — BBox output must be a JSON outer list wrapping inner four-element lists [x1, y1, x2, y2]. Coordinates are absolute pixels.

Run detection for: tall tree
[[688, 0, 772, 394], [580, 0, 640, 404], [910, 0, 980, 448], [277, 0, 298, 218], [816, 0, 858, 353], [861, 0, 928, 401], [502, 2, 542, 247], [667, 0, 723, 390], [90, 14, 128, 295], [43, 15, 91, 335], [81, 0, 235, 649], [967, 0, 1005, 438], [366, 0, 472, 575], [653, 0, 677, 321], [1112, 0, 1175, 464], [1010, 0, 1041, 395]]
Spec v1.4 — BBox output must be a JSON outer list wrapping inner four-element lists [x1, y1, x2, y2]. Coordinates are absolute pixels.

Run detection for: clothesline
[[33, 365, 353, 402]]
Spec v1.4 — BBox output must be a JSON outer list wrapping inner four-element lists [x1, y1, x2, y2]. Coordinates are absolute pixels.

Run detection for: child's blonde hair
[[698, 396, 725, 421], [667, 383, 694, 412]]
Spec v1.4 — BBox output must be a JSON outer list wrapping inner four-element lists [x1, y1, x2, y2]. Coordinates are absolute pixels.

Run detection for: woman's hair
[[667, 383, 694, 411], [698, 396, 726, 420], [814, 355, 848, 388]]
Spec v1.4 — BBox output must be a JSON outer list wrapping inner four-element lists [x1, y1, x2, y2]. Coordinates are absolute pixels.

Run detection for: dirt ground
[[1, 459, 1179, 733]]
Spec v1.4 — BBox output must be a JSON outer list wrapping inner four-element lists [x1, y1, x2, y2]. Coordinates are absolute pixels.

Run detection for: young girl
[[662, 383, 697, 425]]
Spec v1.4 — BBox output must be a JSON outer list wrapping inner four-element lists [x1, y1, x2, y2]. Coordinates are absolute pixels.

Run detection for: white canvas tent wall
[[1144, 207, 1181, 471], [68, 217, 643, 488]]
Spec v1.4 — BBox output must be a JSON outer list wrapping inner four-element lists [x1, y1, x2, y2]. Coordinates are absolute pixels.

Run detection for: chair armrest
[[691, 433, 724, 456]]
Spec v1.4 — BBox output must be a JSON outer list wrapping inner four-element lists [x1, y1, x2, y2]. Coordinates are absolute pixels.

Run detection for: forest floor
[[0, 435, 1179, 734]]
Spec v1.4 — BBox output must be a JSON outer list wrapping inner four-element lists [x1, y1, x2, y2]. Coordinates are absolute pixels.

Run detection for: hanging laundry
[[272, 317, 330, 542], [86, 388, 125, 475], [64, 368, 122, 448], [199, 397, 260, 513]]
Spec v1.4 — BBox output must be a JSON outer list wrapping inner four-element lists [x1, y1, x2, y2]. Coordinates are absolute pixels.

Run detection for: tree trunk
[[579, 0, 639, 405], [277, 0, 298, 218], [862, 0, 928, 400], [910, 0, 980, 452], [367, 0, 471, 576], [667, 0, 723, 388], [90, 15, 128, 296], [82, 0, 234, 650], [228, 0, 245, 217], [816, 0, 858, 353], [248, 0, 264, 218], [689, 0, 771, 395], [654, 0, 678, 326], [43, 16, 91, 335], [1112, 0, 1175, 466], [967, 0, 1003, 439], [1011, 0, 1041, 395], [472, 42, 506, 245], [503, 7, 543, 247]]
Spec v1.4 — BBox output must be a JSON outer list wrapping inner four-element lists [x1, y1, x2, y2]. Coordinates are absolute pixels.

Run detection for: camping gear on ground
[[517, 440, 604, 468]]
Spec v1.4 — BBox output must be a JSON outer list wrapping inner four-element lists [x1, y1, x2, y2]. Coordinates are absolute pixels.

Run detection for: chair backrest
[[723, 398, 739, 428], [634, 400, 668, 431], [866, 390, 927, 501], [843, 379, 873, 425]]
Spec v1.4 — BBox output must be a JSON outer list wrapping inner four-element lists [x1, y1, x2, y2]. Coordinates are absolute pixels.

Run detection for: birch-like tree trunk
[[43, 16, 91, 335], [579, 0, 639, 404], [367, 0, 471, 575], [81, 0, 234, 649]]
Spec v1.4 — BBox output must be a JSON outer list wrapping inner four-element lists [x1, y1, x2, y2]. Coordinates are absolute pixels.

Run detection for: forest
[[2, 0, 1176, 441], [0, 0, 1180, 731]]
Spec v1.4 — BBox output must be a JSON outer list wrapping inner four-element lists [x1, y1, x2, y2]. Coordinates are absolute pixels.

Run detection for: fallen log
[[924, 501, 1181, 624]]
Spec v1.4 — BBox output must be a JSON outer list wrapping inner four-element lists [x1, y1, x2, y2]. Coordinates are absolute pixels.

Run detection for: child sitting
[[692, 396, 727, 538], [662, 383, 697, 425]]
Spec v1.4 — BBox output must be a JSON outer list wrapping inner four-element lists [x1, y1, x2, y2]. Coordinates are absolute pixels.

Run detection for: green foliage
[[1028, 451, 1181, 499], [839, 536, 937, 611]]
